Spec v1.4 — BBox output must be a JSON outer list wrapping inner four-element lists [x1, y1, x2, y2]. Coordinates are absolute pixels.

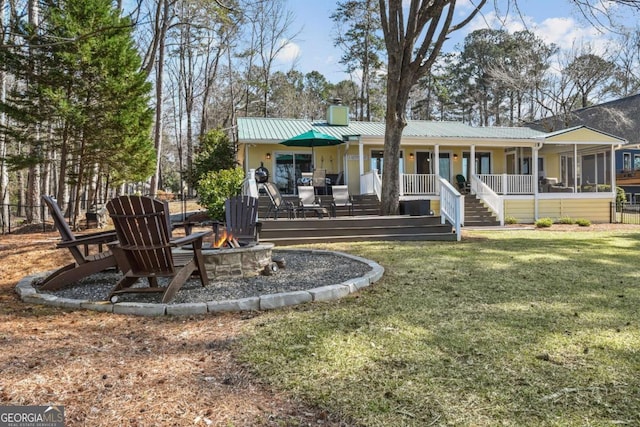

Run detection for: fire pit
[[175, 240, 275, 280]]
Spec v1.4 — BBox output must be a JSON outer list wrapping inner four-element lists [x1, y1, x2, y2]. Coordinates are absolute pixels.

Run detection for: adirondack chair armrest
[[171, 230, 213, 247], [56, 231, 118, 248]]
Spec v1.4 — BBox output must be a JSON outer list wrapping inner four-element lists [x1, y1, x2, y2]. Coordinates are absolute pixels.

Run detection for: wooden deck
[[259, 215, 456, 245]]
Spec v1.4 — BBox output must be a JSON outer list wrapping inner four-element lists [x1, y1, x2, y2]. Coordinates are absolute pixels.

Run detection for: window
[[623, 152, 632, 171], [370, 149, 404, 174]]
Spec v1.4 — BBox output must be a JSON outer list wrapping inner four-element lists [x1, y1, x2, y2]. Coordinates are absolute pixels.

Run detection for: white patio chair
[[331, 185, 353, 216]]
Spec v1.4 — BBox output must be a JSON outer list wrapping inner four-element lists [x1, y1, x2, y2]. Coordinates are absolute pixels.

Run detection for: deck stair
[[351, 194, 381, 215], [259, 215, 456, 246], [464, 194, 500, 226]]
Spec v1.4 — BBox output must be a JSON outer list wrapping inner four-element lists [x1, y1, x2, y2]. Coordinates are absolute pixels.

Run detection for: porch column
[[343, 143, 349, 189], [434, 145, 440, 195], [533, 145, 539, 194], [244, 144, 250, 174], [470, 145, 476, 177], [358, 139, 364, 176], [611, 144, 616, 190], [533, 143, 540, 221], [574, 144, 578, 193]]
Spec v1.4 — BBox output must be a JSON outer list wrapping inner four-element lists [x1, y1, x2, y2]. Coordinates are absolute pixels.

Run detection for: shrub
[[576, 218, 592, 227], [616, 186, 626, 210], [535, 217, 553, 228], [558, 217, 575, 224], [197, 167, 245, 221], [505, 216, 518, 225]]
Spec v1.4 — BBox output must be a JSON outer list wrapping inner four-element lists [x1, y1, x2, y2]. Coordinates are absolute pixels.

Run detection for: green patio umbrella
[[280, 129, 344, 168]]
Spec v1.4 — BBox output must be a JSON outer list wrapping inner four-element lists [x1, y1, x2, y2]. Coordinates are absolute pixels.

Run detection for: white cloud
[[464, 9, 606, 54], [276, 39, 301, 64]]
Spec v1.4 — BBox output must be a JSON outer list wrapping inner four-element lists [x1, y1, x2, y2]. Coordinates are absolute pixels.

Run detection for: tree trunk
[[149, 0, 171, 198]]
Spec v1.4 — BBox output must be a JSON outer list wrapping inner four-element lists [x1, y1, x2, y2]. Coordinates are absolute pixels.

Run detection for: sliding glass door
[[274, 152, 312, 194]]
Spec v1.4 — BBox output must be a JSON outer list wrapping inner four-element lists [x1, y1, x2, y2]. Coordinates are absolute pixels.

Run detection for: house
[[528, 94, 640, 201], [237, 104, 626, 229]]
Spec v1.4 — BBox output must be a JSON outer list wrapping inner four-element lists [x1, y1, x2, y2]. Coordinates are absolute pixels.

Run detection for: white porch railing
[[478, 174, 534, 195], [360, 169, 382, 200], [400, 173, 438, 196], [471, 175, 504, 226], [439, 177, 462, 241]]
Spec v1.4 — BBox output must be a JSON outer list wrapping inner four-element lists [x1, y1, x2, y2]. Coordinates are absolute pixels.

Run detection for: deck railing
[[478, 174, 534, 194], [360, 169, 382, 200], [400, 173, 438, 196], [471, 175, 504, 225], [439, 177, 462, 241]]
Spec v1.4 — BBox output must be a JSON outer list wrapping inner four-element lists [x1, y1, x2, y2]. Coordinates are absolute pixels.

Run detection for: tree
[[331, 0, 385, 121], [564, 52, 615, 108], [189, 128, 235, 188], [378, 0, 485, 215], [0, 0, 155, 225]]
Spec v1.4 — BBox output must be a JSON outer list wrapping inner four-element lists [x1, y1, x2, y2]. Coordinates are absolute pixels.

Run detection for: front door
[[416, 151, 432, 174]]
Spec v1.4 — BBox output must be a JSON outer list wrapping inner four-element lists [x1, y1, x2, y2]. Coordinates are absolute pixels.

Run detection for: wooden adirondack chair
[[106, 195, 212, 303], [39, 195, 119, 291], [220, 195, 261, 245]]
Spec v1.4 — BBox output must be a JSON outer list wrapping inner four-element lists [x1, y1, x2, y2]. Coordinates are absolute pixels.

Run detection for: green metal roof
[[237, 117, 547, 142]]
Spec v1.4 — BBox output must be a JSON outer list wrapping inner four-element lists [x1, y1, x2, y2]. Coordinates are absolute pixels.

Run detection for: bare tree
[[378, 0, 485, 215], [240, 0, 298, 118]]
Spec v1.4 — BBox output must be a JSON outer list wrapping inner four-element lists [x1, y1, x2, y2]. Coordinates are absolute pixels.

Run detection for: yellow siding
[[504, 199, 535, 223], [505, 198, 612, 223], [431, 200, 440, 215], [546, 128, 621, 143], [542, 152, 561, 179], [537, 198, 611, 223]]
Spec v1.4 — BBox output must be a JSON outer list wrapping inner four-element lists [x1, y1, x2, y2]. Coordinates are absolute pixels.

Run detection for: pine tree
[[0, 0, 155, 224]]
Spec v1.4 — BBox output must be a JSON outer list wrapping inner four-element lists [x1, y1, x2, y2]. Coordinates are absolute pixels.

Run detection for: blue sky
[[275, 0, 637, 83]]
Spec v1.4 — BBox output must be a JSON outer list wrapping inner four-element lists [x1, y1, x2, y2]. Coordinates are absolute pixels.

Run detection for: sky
[[274, 0, 638, 83]]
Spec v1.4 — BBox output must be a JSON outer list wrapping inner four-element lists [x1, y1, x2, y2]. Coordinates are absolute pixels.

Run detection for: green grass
[[238, 230, 640, 426]]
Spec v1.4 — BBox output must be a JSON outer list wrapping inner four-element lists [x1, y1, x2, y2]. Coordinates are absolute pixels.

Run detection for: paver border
[[15, 249, 384, 317]]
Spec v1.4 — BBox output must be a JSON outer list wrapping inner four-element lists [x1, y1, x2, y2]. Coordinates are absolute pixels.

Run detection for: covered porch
[[358, 126, 624, 227]]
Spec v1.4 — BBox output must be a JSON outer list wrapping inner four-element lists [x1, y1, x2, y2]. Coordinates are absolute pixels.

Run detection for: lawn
[[239, 229, 640, 426]]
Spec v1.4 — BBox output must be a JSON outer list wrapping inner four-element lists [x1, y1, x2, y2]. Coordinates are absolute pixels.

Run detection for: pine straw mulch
[[0, 229, 347, 426], [2, 223, 638, 426]]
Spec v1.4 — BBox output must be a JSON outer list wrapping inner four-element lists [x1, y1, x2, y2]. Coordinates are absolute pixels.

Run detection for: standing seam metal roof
[[237, 117, 547, 141]]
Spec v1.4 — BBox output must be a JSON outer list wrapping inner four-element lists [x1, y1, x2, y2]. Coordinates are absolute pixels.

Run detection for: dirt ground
[[1, 223, 638, 426]]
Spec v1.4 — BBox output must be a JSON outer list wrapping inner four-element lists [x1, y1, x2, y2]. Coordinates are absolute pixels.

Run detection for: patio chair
[[331, 185, 353, 216], [38, 195, 119, 291], [263, 181, 296, 219], [106, 195, 212, 303], [297, 186, 328, 218], [215, 195, 261, 246], [312, 168, 328, 195], [455, 174, 469, 193]]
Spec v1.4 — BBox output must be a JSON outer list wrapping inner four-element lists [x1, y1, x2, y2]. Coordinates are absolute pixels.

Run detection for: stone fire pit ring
[[16, 249, 384, 317]]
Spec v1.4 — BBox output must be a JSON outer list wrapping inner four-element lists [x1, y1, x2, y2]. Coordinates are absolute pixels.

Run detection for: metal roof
[[237, 117, 547, 142]]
